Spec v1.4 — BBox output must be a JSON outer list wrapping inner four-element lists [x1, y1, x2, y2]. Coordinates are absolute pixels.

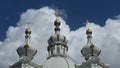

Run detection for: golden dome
[[86, 29, 92, 35], [54, 19, 61, 27], [25, 28, 31, 34], [90, 44, 95, 49]]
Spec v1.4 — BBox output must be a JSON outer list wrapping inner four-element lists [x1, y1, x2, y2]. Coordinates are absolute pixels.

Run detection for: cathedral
[[9, 12, 109, 68]]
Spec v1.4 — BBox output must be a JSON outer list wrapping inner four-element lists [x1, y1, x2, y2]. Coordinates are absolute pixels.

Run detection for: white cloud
[[0, 6, 120, 68]]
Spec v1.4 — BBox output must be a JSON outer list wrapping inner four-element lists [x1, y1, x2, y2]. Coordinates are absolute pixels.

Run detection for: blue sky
[[0, 0, 120, 41], [0, 1, 120, 68]]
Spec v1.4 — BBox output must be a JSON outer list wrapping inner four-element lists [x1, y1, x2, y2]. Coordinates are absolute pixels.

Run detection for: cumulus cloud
[[0, 6, 120, 68]]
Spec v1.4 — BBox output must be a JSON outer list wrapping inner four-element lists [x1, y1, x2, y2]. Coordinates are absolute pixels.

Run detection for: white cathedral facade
[[9, 14, 109, 68]]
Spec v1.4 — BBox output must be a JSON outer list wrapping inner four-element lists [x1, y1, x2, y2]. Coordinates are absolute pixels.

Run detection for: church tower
[[80, 21, 109, 68], [9, 24, 40, 68], [42, 13, 75, 68]]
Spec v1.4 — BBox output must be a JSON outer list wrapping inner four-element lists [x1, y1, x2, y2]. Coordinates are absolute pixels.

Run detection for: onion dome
[[17, 28, 37, 61], [81, 21, 101, 60], [48, 19, 68, 47]]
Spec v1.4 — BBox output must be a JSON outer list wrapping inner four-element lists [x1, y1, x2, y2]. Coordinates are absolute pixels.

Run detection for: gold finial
[[25, 22, 31, 34], [54, 10, 61, 27], [25, 28, 31, 34], [54, 19, 61, 27], [90, 44, 95, 49], [24, 43, 29, 48], [86, 29, 92, 35], [85, 20, 92, 35]]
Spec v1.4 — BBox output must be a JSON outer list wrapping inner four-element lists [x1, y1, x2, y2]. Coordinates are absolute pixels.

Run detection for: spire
[[86, 28, 96, 56], [85, 21, 95, 56], [24, 22, 31, 49], [85, 20, 95, 49], [81, 20, 101, 60], [24, 23, 32, 56], [10, 22, 38, 68], [54, 18, 61, 34], [17, 22, 37, 60], [47, 10, 68, 59], [80, 21, 109, 68]]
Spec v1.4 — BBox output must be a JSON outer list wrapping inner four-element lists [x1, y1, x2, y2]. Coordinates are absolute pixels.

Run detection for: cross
[[84, 20, 91, 28], [26, 22, 31, 28], [55, 9, 62, 17]]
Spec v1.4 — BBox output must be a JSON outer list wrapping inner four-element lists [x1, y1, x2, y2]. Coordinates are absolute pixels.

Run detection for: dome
[[17, 44, 37, 60], [48, 18, 67, 46], [47, 18, 68, 58], [43, 57, 75, 68], [48, 33, 67, 46], [81, 45, 101, 60], [17, 27, 37, 60]]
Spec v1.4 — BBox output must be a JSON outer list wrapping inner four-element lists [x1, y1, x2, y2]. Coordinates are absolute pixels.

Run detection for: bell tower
[[9, 22, 39, 68], [80, 21, 109, 68]]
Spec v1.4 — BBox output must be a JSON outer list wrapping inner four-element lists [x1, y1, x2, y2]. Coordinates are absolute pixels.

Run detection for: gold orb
[[24, 44, 29, 48], [86, 29, 92, 35], [90, 44, 95, 49], [54, 19, 61, 27], [25, 28, 31, 34]]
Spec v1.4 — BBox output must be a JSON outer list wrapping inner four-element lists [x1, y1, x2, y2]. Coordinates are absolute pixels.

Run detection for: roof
[[43, 57, 75, 68]]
